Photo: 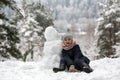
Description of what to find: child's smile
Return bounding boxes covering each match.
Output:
[63,38,73,46]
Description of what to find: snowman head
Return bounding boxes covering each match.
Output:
[44,26,60,41]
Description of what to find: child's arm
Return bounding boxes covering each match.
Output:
[74,44,84,59]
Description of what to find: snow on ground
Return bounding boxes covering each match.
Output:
[0,57,120,80]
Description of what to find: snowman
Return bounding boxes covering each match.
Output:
[40,26,62,69]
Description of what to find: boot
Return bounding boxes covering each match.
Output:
[83,65,93,73]
[53,64,66,73]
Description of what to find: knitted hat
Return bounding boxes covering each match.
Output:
[62,34,73,41]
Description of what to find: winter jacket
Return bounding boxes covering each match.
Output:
[60,44,90,66]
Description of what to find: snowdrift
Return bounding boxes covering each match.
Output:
[0,58,120,80]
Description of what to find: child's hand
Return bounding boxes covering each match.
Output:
[69,65,77,72]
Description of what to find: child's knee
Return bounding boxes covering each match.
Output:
[74,58,79,63]
[74,58,83,65]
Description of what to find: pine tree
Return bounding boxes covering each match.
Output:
[17,0,54,61]
[0,0,22,60]
[96,0,120,57]
[30,2,54,42]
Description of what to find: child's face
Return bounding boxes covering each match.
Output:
[63,38,73,46]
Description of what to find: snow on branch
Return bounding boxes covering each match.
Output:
[98,2,107,8]
[115,31,120,35]
[97,17,104,22]
[0,19,3,25]
[105,9,116,16]
[105,23,113,28]
[116,18,120,22]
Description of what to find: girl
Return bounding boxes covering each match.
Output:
[53,35,93,73]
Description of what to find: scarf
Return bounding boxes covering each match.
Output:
[62,40,76,50]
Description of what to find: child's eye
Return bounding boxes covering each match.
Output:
[64,39,67,41]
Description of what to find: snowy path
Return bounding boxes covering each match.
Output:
[0,58,120,80]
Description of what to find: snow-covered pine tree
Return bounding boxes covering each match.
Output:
[30,1,54,42]
[113,0,120,57]
[17,0,53,61]
[96,0,120,57]
[0,0,22,60]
